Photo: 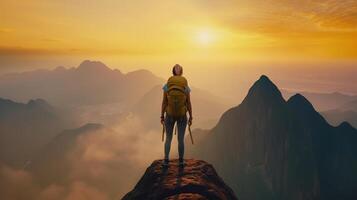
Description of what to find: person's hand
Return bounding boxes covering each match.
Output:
[188,116,193,126]
[160,116,165,125]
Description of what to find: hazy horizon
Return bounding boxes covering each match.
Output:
[1,59,356,100]
[1,0,357,98]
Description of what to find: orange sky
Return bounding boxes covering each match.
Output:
[0,0,356,95]
[1,0,357,62]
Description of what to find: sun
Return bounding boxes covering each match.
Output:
[196,29,215,46]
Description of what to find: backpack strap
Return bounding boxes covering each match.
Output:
[168,85,186,94]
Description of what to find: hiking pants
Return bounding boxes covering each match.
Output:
[164,115,187,160]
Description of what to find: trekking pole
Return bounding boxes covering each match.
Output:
[188,124,194,145]
[162,123,165,142]
[174,122,178,135]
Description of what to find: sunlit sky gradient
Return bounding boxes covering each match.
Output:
[2,0,357,58]
[0,0,357,96]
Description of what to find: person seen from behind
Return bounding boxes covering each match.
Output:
[161,64,193,167]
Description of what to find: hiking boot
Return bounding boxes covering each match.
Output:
[162,159,169,167]
[179,158,184,167]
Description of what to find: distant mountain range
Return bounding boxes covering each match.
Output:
[282,90,357,111]
[0,60,163,107]
[189,75,357,200]
[0,60,229,128]
[0,98,66,168]
[4,59,356,129]
[339,99,357,112]
[321,99,357,128]
[321,109,357,128]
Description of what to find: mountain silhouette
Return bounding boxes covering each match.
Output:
[322,109,357,128]
[76,60,113,74]
[282,90,357,111]
[322,98,357,128]
[242,75,284,107]
[122,159,238,200]
[0,98,65,168]
[0,98,53,116]
[188,75,357,200]
[0,60,163,106]
[287,93,328,126]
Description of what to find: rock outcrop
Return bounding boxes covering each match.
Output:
[122,159,238,200]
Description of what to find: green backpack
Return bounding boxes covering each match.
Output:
[166,76,188,118]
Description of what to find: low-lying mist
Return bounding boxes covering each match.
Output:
[0,115,176,200]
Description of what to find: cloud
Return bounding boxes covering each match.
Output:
[0,165,40,200]
[38,184,66,200]
[0,114,167,199]
[195,0,357,34]
[189,0,357,59]
[63,117,165,198]
[63,182,109,200]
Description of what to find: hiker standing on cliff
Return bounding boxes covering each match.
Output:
[161,64,193,167]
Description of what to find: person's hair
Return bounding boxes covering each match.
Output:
[172,64,183,75]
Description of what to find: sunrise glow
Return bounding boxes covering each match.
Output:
[196,29,215,46]
[0,0,356,64]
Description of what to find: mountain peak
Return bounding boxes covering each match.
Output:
[52,123,104,144]
[126,69,155,77]
[27,98,53,110]
[287,93,316,113]
[27,98,48,105]
[77,60,111,73]
[287,93,329,126]
[242,75,284,107]
[77,123,104,132]
[0,98,17,105]
[123,159,238,200]
[258,74,270,82]
[53,66,66,72]
[255,75,278,89]
[337,121,355,130]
